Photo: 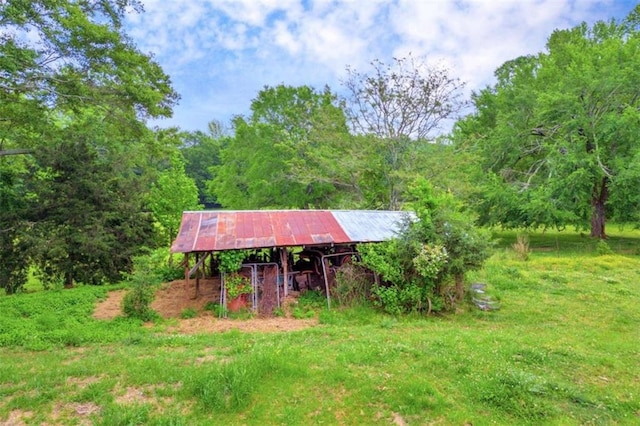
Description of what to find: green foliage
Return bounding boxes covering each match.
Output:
[218,250,252,301]
[456,6,640,237]
[0,158,29,294]
[180,124,224,206]
[180,308,197,319]
[217,250,248,273]
[121,279,157,322]
[148,151,202,246]
[138,247,184,283]
[27,140,156,287]
[224,273,252,300]
[121,252,167,322]
[204,302,226,317]
[342,55,467,209]
[0,0,177,134]
[596,239,614,256]
[371,282,424,316]
[209,85,354,209]
[361,180,492,314]
[0,0,178,292]
[413,244,449,281]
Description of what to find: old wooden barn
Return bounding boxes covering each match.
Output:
[170,210,413,313]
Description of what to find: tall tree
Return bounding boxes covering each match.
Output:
[180,121,225,207]
[148,153,201,248]
[0,0,177,155]
[0,156,30,294]
[343,55,466,209]
[27,139,155,288]
[344,55,465,139]
[0,0,178,290]
[456,7,640,237]
[210,85,354,209]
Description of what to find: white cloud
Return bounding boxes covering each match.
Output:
[127,0,635,131]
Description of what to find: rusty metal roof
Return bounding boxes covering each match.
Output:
[170,210,413,253]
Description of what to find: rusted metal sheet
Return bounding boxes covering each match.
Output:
[170,210,411,253]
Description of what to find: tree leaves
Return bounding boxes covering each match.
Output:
[457,5,640,236]
[210,85,354,209]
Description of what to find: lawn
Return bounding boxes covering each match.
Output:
[0,228,639,425]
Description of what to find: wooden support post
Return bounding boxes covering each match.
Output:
[184,253,190,293]
[194,253,200,299]
[280,248,289,298]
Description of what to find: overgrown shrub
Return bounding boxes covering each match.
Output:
[596,239,613,256]
[121,277,157,322]
[334,263,373,306]
[121,251,166,321]
[512,234,530,261]
[143,247,184,282]
[360,179,492,314]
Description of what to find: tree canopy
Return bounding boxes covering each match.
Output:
[342,55,466,209]
[180,121,226,207]
[343,55,466,139]
[27,139,156,288]
[209,85,355,209]
[0,0,179,293]
[455,6,640,237]
[0,0,177,130]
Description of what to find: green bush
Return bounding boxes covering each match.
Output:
[596,239,614,256]
[121,252,165,321]
[122,280,157,322]
[360,179,492,314]
[139,247,184,282]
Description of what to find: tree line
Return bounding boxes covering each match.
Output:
[2,1,639,294]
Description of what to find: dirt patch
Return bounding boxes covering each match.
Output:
[66,376,102,389]
[152,278,220,318]
[2,410,33,426]
[93,278,218,321]
[93,279,318,334]
[115,386,154,405]
[93,290,127,320]
[167,313,317,334]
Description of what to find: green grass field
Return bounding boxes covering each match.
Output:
[1,228,639,425]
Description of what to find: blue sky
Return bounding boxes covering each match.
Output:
[124,0,636,134]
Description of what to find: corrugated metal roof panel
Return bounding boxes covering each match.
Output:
[332,210,413,242]
[170,210,411,253]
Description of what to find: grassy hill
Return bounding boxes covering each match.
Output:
[1,228,639,425]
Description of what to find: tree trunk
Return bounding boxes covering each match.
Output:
[64,271,74,289]
[590,178,608,239]
[455,273,465,302]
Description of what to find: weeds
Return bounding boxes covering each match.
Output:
[596,239,614,255]
[511,234,530,261]
[334,263,373,306]
[180,308,197,319]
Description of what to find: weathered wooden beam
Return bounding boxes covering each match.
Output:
[188,252,210,277]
